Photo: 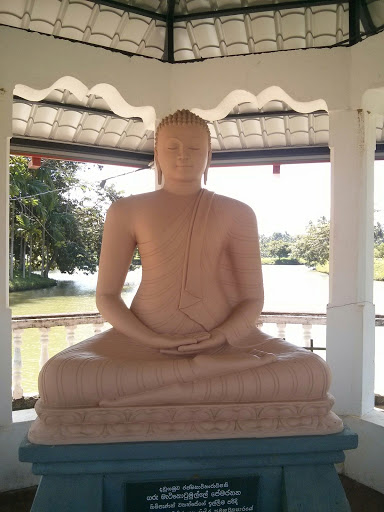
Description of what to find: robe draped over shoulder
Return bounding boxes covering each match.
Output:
[131,189,266,342]
[178,189,217,327]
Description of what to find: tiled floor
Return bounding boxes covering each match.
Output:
[0,476,383,512]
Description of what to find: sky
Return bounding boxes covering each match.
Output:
[80,160,384,236]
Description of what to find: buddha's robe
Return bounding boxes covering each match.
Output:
[39,190,330,408]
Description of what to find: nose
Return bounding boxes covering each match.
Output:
[177,144,189,158]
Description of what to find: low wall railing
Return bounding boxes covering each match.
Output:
[12,312,104,400]
[11,311,384,401]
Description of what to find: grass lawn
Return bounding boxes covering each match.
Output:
[374,259,384,281]
[316,259,384,281]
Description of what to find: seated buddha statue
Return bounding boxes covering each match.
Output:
[29,110,343,444]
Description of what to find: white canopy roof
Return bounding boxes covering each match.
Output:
[2,0,384,164]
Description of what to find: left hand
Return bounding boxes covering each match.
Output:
[160,329,227,356]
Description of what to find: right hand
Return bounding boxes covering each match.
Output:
[176,329,226,354]
[146,331,210,350]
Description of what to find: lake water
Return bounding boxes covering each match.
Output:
[9,265,384,395]
[11,265,384,315]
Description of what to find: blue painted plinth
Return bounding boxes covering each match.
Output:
[19,428,357,512]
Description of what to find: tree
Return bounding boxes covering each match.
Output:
[9,156,123,279]
[259,232,295,258]
[374,222,384,245]
[10,156,48,278]
[270,232,294,242]
[259,234,270,258]
[54,203,104,275]
[292,217,330,267]
[267,239,291,260]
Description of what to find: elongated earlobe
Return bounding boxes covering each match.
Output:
[157,167,163,186]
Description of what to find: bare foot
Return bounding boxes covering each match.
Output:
[191,351,276,377]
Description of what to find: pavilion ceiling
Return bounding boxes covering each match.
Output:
[1,1,383,62]
[2,0,384,165]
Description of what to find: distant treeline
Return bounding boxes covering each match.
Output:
[261,218,384,268]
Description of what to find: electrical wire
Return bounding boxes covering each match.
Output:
[10,186,80,201]
[99,163,153,188]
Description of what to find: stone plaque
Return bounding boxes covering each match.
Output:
[125,476,259,512]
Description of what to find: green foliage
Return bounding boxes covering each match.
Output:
[374,243,384,259]
[260,220,384,277]
[374,259,384,281]
[9,156,123,282]
[9,270,57,292]
[316,262,329,274]
[267,239,291,259]
[292,217,330,267]
[374,222,384,245]
[260,257,275,265]
[259,232,296,259]
[372,224,384,264]
[274,257,301,265]
[131,247,141,269]
[261,257,301,265]
[316,259,384,281]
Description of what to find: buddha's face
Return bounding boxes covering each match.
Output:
[155,123,211,185]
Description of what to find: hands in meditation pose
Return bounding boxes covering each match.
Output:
[31,110,342,443]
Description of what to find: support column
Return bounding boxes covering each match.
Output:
[327,109,376,416]
[0,87,13,427]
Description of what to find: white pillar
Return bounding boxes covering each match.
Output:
[39,328,50,369]
[12,329,23,399]
[276,323,286,339]
[66,325,77,347]
[327,109,376,416]
[302,324,312,348]
[0,88,13,427]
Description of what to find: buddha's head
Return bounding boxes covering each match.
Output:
[155,110,211,186]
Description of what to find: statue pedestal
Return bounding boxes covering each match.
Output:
[19,428,357,512]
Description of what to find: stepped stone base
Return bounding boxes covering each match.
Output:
[19,428,358,512]
[28,394,343,445]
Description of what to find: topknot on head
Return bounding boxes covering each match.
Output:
[155,109,211,148]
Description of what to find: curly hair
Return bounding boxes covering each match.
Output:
[155,110,211,150]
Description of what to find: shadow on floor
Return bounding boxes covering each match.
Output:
[1,476,383,512]
[339,475,384,512]
[0,486,36,512]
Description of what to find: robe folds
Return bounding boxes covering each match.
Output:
[39,190,330,408]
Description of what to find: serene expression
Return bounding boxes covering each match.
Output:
[155,124,210,184]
